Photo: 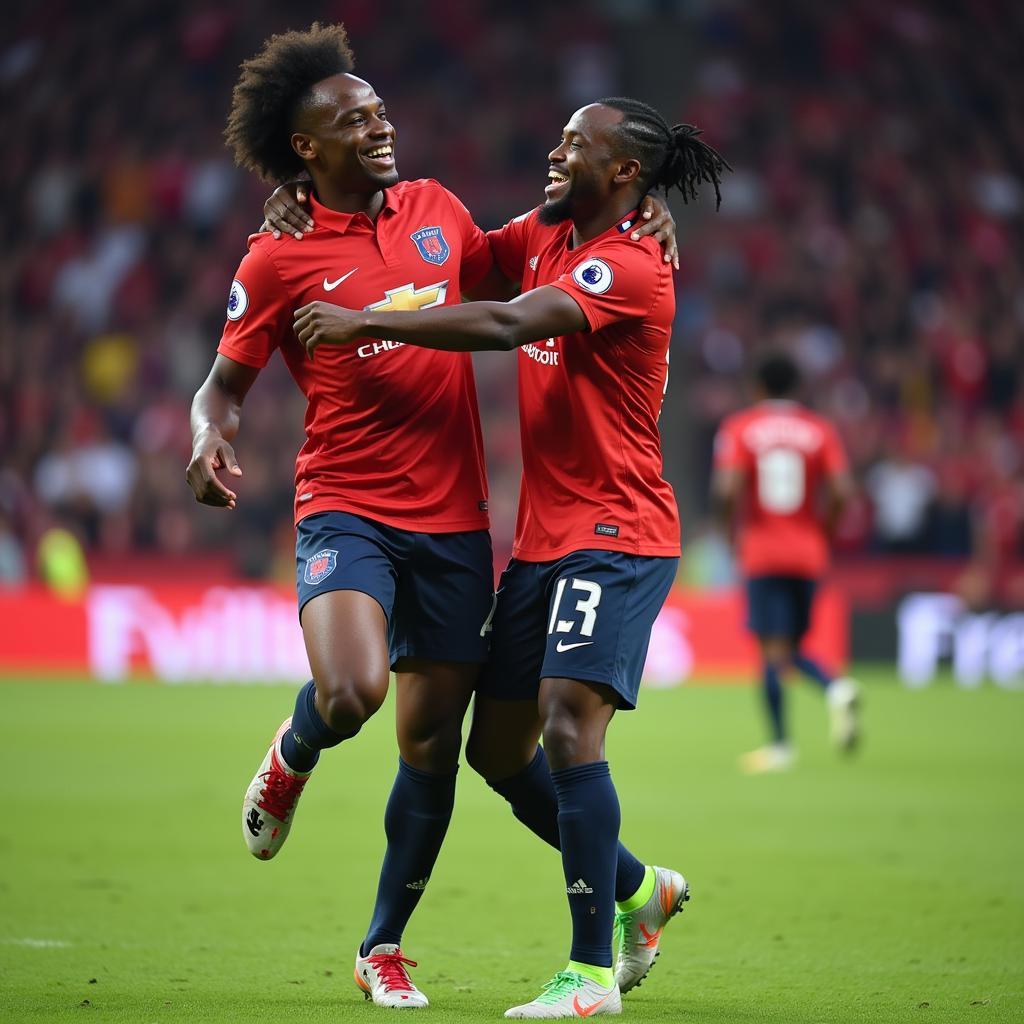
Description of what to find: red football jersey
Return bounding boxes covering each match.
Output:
[218,179,492,532]
[487,208,680,561]
[713,401,849,577]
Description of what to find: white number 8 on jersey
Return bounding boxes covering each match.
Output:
[756,448,805,514]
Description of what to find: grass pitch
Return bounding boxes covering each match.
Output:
[1,670,1022,1023]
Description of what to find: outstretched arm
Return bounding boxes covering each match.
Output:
[294,285,587,358]
[186,355,260,509]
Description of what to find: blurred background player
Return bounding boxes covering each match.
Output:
[294,96,729,1019]
[712,352,859,773]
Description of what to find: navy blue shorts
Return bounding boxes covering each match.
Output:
[478,550,678,710]
[295,511,494,667]
[746,575,818,641]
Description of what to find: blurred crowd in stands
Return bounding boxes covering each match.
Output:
[676,0,1024,600]
[1,1,1021,599]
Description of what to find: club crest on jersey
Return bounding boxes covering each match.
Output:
[410,226,450,266]
[304,549,338,586]
[572,258,613,294]
[226,279,249,320]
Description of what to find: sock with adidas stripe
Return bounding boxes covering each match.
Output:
[551,760,620,969]
[487,745,646,902]
[361,758,457,953]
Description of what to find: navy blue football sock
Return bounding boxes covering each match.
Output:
[361,759,457,954]
[280,679,348,773]
[763,663,786,744]
[794,652,832,692]
[551,760,621,969]
[488,746,646,902]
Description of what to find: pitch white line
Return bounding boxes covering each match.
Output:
[2,938,72,948]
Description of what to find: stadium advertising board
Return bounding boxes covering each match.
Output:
[898,593,1024,690]
[0,583,846,684]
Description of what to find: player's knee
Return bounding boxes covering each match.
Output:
[466,728,520,781]
[465,729,499,778]
[540,711,584,771]
[400,719,463,774]
[761,636,792,669]
[315,673,387,734]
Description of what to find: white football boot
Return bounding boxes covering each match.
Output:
[614,866,689,993]
[241,717,312,860]
[354,944,429,1008]
[827,677,860,751]
[739,743,795,774]
[504,971,621,1019]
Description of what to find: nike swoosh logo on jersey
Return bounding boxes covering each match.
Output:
[555,639,594,653]
[323,268,358,291]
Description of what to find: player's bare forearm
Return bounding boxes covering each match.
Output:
[295,286,587,358]
[190,378,241,444]
[186,356,259,509]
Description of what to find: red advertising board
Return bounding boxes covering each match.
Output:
[0,584,847,685]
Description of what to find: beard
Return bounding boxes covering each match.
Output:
[369,167,401,189]
[537,189,574,226]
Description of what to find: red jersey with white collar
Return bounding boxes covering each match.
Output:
[217,179,492,531]
[713,401,849,577]
[487,208,680,561]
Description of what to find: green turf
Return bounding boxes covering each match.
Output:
[1,670,1022,1022]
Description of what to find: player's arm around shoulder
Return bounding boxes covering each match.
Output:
[295,284,587,357]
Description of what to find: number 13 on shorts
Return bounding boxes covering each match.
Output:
[548,577,603,638]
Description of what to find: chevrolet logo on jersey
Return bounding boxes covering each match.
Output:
[365,281,448,312]
[357,281,449,358]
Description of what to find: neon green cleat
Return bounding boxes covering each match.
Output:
[504,971,621,1019]
[614,866,689,993]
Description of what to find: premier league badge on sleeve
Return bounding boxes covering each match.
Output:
[410,226,451,266]
[572,258,613,294]
[304,549,338,585]
[226,279,249,320]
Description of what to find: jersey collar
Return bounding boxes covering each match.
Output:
[308,187,402,234]
[565,208,641,251]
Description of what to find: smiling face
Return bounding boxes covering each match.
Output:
[290,74,398,192]
[538,103,636,226]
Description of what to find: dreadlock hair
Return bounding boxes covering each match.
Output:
[224,23,355,183]
[597,97,732,210]
[756,351,801,398]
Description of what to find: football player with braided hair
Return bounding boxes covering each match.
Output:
[294,96,730,1018]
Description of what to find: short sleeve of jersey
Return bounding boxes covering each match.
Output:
[821,420,850,476]
[713,417,749,471]
[486,210,535,284]
[441,187,493,293]
[217,244,291,369]
[548,242,659,332]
